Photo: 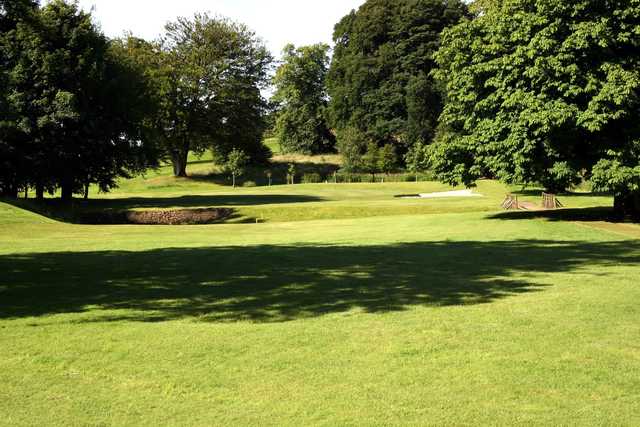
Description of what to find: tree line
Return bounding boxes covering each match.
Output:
[273,0,640,216]
[2,0,640,216]
[0,0,271,200]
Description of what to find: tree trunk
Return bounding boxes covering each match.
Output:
[173,158,187,177]
[36,183,44,201]
[172,141,190,178]
[84,183,89,200]
[24,187,28,199]
[2,185,18,199]
[232,174,236,188]
[613,193,640,220]
[60,177,73,202]
[0,184,18,199]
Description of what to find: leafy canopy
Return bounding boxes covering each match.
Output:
[1,0,156,199]
[431,0,640,204]
[327,0,468,150]
[125,14,273,177]
[272,43,334,155]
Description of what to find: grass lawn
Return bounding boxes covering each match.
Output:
[1,155,640,425]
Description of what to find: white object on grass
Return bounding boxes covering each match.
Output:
[403,189,483,199]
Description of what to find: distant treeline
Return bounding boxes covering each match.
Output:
[274,0,640,216]
[2,0,640,216]
[0,0,271,200]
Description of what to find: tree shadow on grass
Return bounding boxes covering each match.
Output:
[4,194,325,224]
[1,240,638,323]
[88,194,325,209]
[190,161,341,187]
[512,189,612,198]
[488,207,626,223]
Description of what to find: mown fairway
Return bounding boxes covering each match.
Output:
[1,165,640,426]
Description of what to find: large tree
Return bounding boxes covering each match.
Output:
[327,0,468,154]
[153,14,272,177]
[272,43,335,154]
[0,0,39,197]
[1,0,157,200]
[431,0,640,215]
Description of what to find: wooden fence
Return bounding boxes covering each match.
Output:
[501,194,519,210]
[542,193,564,209]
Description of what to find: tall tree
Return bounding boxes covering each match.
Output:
[327,0,468,154]
[3,0,157,200]
[431,0,640,215]
[155,14,272,177]
[272,43,335,154]
[0,0,39,197]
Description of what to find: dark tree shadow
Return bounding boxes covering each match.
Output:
[190,161,341,187]
[88,194,325,209]
[488,207,626,222]
[4,194,325,224]
[511,189,612,198]
[1,240,638,323]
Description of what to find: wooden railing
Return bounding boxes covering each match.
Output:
[542,193,564,209]
[501,194,519,210]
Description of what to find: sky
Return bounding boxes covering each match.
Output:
[72,0,366,58]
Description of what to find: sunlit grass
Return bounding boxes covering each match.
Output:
[1,151,639,426]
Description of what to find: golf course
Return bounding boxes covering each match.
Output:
[1,151,639,426]
[2,0,640,424]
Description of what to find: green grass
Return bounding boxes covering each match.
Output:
[1,154,640,425]
[264,136,281,155]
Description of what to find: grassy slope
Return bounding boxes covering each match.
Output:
[1,155,640,426]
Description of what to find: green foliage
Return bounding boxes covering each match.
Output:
[327,0,468,153]
[224,148,249,188]
[541,162,582,194]
[336,127,366,174]
[1,0,156,200]
[468,0,505,15]
[361,142,381,178]
[125,14,272,177]
[301,173,322,184]
[287,163,297,184]
[273,44,335,155]
[338,130,397,177]
[405,142,430,181]
[592,144,640,217]
[0,0,39,197]
[378,144,398,175]
[432,0,640,213]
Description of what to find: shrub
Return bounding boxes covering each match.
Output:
[336,127,366,173]
[302,173,323,184]
[242,181,257,188]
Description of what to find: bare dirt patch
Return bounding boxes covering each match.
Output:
[81,208,233,225]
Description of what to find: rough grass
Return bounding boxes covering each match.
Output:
[1,153,640,426]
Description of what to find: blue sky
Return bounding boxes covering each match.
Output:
[74,0,366,57]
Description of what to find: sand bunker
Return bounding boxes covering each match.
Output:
[80,208,233,225]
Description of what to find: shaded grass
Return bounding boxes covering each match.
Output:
[6,178,618,225]
[1,211,640,425]
[2,148,640,425]
[2,239,639,323]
